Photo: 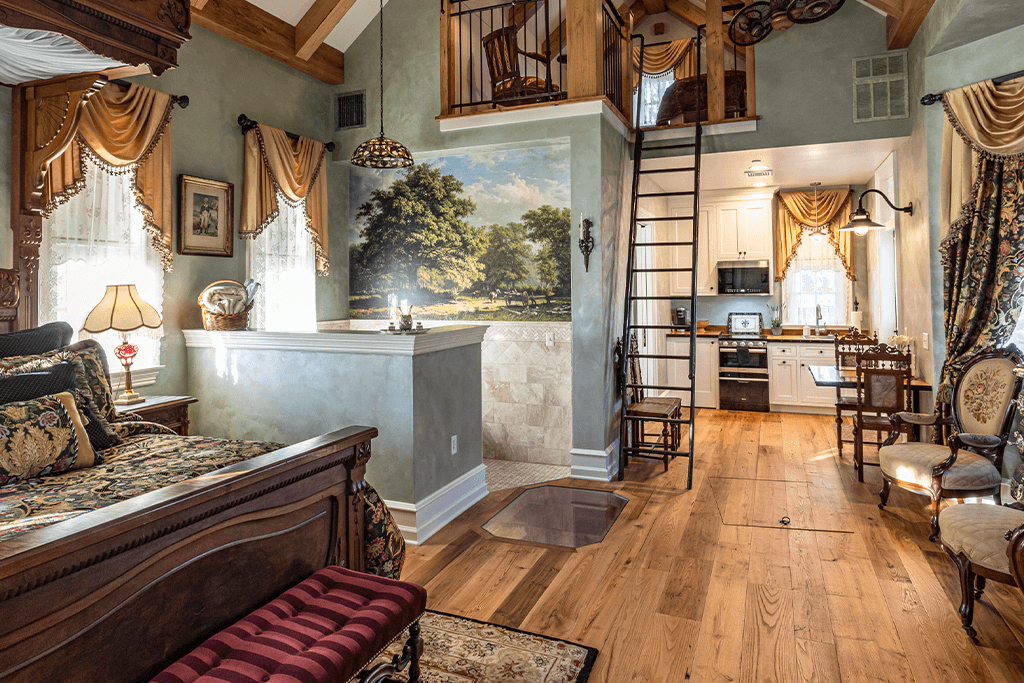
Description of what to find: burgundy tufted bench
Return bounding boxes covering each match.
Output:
[151,566,426,683]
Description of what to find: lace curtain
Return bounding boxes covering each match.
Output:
[783,234,851,326]
[634,70,675,128]
[39,159,164,368]
[248,196,317,332]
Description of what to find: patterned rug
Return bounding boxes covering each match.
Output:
[374,610,598,682]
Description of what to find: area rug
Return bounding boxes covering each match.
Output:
[372,610,598,682]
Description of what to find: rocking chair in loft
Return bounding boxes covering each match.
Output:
[482,26,563,107]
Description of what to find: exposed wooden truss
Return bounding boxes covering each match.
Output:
[296,0,358,60]
[663,0,746,58]
[190,0,345,84]
[884,0,935,50]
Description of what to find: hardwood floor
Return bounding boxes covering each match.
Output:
[403,411,1024,682]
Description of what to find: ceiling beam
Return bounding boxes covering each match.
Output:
[295,0,358,61]
[192,0,345,85]
[641,0,668,15]
[885,0,933,49]
[664,0,745,57]
[858,0,904,18]
[542,19,567,55]
[621,1,648,26]
[190,0,210,9]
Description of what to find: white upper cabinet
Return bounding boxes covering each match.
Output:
[668,199,713,296]
[715,200,772,262]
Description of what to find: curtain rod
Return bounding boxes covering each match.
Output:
[237,114,337,152]
[920,68,1024,105]
[110,79,188,108]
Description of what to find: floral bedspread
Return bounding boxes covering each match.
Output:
[0,433,284,542]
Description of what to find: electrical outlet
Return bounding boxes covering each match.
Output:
[922,332,929,350]
[545,332,554,348]
[451,435,458,455]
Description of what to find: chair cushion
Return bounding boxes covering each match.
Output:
[493,76,560,99]
[629,398,678,419]
[939,503,1024,575]
[152,565,427,683]
[878,442,1002,491]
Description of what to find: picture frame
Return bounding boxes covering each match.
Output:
[179,174,233,257]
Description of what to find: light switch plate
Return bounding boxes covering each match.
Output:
[451,435,458,455]
[922,333,929,350]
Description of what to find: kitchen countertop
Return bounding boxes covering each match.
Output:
[666,329,851,344]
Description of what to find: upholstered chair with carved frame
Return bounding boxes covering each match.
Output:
[878,346,1023,541]
[834,329,878,460]
[853,344,914,483]
[937,502,1024,637]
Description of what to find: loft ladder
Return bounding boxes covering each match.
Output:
[617,29,705,488]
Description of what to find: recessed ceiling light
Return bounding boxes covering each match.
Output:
[748,160,769,172]
[752,181,768,187]
[745,159,773,179]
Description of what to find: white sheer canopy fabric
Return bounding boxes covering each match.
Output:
[39,159,164,368]
[0,27,126,85]
[783,233,852,326]
[248,196,317,332]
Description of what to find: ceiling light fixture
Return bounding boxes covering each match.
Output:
[351,0,413,169]
[839,189,912,236]
[729,0,846,47]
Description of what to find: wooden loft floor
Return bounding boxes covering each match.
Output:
[403,410,1024,682]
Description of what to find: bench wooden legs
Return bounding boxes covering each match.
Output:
[361,622,424,683]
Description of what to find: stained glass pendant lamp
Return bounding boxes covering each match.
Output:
[351,0,413,169]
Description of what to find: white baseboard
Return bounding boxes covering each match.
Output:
[383,464,488,545]
[570,440,618,482]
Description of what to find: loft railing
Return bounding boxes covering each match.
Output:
[601,0,628,117]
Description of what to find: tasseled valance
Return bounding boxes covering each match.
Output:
[632,39,695,87]
[774,189,855,282]
[240,123,329,276]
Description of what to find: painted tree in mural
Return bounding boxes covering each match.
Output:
[353,164,485,294]
[481,223,531,290]
[522,205,572,295]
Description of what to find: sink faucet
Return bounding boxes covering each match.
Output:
[815,304,825,336]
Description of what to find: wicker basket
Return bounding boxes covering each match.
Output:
[199,280,254,331]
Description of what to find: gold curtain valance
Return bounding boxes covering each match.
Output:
[774,188,855,282]
[240,123,329,276]
[632,39,695,87]
[40,82,174,271]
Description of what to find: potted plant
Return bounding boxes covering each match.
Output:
[768,304,783,335]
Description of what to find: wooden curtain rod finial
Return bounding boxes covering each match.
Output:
[236,114,336,152]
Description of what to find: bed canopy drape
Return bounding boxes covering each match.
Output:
[240,123,329,276]
[935,76,1024,427]
[38,82,175,272]
[774,188,855,282]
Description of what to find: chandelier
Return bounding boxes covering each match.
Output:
[351,0,413,168]
[728,0,846,46]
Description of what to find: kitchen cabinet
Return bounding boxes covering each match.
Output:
[714,201,772,262]
[769,357,798,404]
[666,336,718,408]
[769,342,836,409]
[667,200,713,296]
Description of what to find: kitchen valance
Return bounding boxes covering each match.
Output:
[240,123,329,276]
[774,189,854,282]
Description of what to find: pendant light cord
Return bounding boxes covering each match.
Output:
[379,0,385,139]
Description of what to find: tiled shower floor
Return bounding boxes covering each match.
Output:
[484,458,570,492]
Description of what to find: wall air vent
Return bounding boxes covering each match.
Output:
[335,91,366,131]
[852,50,909,123]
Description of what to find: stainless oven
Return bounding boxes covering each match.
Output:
[718,312,771,412]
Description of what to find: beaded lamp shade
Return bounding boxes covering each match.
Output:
[351,136,413,169]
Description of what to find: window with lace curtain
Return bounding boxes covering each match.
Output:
[247,196,317,332]
[39,159,163,370]
[633,70,675,128]
[783,233,852,326]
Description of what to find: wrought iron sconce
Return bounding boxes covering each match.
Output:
[579,216,595,272]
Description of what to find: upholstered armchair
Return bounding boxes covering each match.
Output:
[938,503,1024,637]
[878,347,1023,541]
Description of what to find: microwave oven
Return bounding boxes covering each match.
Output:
[716,260,770,295]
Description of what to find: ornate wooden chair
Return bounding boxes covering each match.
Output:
[938,503,1024,637]
[854,344,914,483]
[626,333,682,471]
[834,329,877,460]
[878,346,1023,541]
[481,26,561,107]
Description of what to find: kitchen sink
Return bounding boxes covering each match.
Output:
[800,334,836,341]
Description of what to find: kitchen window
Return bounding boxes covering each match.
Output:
[783,236,851,326]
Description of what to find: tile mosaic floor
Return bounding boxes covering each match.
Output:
[483,458,570,492]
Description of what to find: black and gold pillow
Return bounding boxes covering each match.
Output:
[0,392,97,487]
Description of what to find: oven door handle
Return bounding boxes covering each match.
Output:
[720,367,768,375]
[719,348,767,353]
[720,377,769,383]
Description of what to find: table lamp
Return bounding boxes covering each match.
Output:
[82,284,162,405]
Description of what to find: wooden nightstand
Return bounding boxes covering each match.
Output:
[114,395,198,435]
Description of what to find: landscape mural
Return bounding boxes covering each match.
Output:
[348,141,571,321]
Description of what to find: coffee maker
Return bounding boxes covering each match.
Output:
[673,307,689,328]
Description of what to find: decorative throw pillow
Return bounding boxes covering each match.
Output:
[363,483,406,579]
[0,392,97,487]
[66,340,117,422]
[0,353,119,451]
[0,322,73,359]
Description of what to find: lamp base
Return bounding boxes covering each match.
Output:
[114,390,145,405]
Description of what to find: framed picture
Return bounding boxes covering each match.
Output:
[179,174,233,257]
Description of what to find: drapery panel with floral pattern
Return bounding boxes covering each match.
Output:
[935,77,1024,439]
[240,123,329,276]
[774,189,855,282]
[39,82,174,271]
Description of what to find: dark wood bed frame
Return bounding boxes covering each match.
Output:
[0,425,376,682]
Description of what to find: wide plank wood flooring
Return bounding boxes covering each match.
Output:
[403,411,1024,682]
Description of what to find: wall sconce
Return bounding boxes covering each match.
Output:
[839,189,913,236]
[579,215,595,272]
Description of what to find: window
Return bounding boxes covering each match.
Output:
[853,50,909,123]
[634,70,675,128]
[39,159,164,368]
[783,234,851,326]
[248,197,317,332]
